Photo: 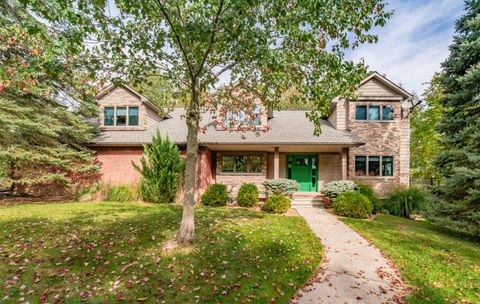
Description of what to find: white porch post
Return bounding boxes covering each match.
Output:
[342,147,348,180]
[274,147,280,179]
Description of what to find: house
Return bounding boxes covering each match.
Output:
[89,72,412,197]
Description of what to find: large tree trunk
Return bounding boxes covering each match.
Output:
[176,78,200,244]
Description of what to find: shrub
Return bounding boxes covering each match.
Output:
[423,198,480,238]
[322,180,357,199]
[262,194,291,214]
[133,131,184,203]
[355,182,383,213]
[105,184,140,202]
[385,187,426,218]
[263,179,300,197]
[201,184,229,207]
[332,192,373,219]
[236,183,259,207]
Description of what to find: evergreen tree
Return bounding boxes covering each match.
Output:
[435,0,480,205]
[133,132,184,204]
[426,0,480,237]
[0,1,98,189]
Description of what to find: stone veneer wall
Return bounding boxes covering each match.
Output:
[347,100,409,195]
[215,152,268,197]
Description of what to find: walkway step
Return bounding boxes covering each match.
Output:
[292,199,323,207]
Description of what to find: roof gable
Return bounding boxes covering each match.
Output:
[96,84,170,118]
[357,72,412,99]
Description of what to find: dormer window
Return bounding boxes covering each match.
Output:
[103,106,139,127]
[223,105,262,128]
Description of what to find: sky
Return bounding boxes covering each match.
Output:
[346,0,464,96]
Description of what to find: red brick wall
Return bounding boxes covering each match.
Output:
[93,146,214,195]
[93,146,144,184]
[197,148,213,192]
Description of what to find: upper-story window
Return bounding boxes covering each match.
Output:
[223,105,262,128]
[104,106,139,127]
[356,105,395,121]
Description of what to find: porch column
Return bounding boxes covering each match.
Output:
[341,147,348,180]
[274,147,280,179]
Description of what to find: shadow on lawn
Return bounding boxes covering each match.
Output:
[347,216,480,304]
[0,203,311,304]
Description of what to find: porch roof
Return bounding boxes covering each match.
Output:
[91,108,364,146]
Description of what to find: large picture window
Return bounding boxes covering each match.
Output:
[221,154,262,173]
[356,104,395,121]
[103,106,140,127]
[355,156,394,177]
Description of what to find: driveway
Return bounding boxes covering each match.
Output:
[294,207,409,304]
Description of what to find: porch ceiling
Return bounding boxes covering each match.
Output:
[204,144,356,153]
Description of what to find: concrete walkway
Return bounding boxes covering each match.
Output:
[294,207,408,304]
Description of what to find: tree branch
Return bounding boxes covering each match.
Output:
[155,0,194,77]
[194,0,225,79]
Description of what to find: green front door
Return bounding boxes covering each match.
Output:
[287,154,318,192]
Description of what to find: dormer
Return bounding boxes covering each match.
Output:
[96,85,168,130]
[214,85,268,131]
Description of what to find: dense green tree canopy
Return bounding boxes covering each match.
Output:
[23,0,391,242]
[434,0,480,206]
[410,73,445,180]
[0,1,98,188]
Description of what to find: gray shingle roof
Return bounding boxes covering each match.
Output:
[91,108,363,146]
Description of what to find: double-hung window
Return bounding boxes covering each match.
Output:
[103,106,140,127]
[355,156,394,177]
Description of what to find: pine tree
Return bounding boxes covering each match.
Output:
[133,131,184,204]
[0,2,98,190]
[435,0,480,205]
[426,0,480,237]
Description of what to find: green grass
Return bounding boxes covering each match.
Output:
[341,215,480,304]
[0,202,322,303]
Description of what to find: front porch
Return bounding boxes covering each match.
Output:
[199,144,352,197]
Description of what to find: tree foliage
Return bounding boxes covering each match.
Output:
[0,1,98,188]
[133,132,184,204]
[410,73,446,180]
[23,0,391,242]
[425,1,480,236]
[433,0,480,206]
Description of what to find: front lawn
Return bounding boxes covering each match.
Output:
[0,202,322,303]
[342,215,480,304]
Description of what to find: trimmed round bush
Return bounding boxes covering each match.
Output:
[355,182,383,213]
[236,183,259,207]
[201,184,229,207]
[262,194,291,214]
[333,192,373,219]
[385,187,426,218]
[322,180,357,199]
[263,179,300,197]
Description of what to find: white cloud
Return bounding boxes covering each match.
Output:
[347,0,464,95]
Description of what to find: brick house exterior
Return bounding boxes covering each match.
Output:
[89,72,413,197]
